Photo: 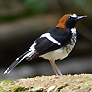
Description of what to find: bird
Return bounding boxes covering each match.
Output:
[4,14,87,76]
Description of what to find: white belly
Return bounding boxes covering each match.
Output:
[40,42,75,61]
[40,47,68,61]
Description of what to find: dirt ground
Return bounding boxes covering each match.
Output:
[0,74,92,92]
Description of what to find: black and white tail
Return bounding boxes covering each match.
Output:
[4,42,36,74]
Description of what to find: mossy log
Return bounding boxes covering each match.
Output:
[0,74,92,92]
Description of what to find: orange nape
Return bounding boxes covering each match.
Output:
[56,14,71,29]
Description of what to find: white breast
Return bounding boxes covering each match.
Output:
[40,28,77,61]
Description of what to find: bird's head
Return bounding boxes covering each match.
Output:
[56,14,87,29]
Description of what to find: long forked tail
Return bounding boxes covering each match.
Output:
[4,50,34,75]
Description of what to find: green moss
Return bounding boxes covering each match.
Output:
[1,85,28,92]
[54,81,68,92]
[10,85,28,91]
[0,86,5,91]
[1,80,11,84]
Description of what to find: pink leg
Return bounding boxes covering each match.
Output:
[53,62,63,76]
[49,60,58,76]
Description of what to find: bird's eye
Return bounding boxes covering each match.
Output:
[68,16,72,19]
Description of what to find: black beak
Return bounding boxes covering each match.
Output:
[77,15,87,20]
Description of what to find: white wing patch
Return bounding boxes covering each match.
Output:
[40,33,61,45]
[29,42,36,51]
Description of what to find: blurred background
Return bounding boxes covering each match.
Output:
[0,0,92,81]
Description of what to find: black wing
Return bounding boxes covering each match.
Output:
[28,27,72,60]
